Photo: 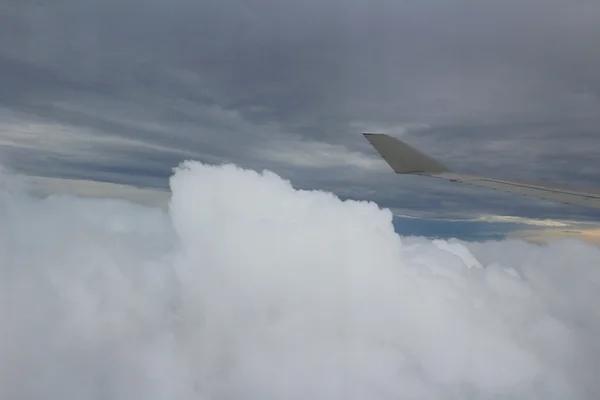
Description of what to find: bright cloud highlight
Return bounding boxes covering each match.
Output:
[1,162,599,399]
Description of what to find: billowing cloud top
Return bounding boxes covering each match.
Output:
[2,161,600,398]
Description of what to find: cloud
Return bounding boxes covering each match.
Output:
[473,215,571,227]
[393,211,600,243]
[21,174,170,207]
[1,0,600,220]
[512,228,600,246]
[2,161,600,399]
[395,212,577,228]
[254,137,388,170]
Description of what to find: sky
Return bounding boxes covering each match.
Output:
[2,160,600,399]
[2,0,600,239]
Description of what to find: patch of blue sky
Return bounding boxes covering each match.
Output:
[392,216,524,242]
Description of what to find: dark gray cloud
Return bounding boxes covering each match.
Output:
[1,0,600,220]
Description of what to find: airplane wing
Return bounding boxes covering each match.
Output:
[363,132,600,210]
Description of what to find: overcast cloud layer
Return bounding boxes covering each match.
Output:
[1,0,600,219]
[2,162,600,399]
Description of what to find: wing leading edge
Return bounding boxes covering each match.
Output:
[363,133,600,210]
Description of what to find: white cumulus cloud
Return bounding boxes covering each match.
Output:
[0,161,599,399]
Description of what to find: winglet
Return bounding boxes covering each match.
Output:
[363,133,453,175]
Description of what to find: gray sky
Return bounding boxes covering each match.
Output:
[1,0,600,221]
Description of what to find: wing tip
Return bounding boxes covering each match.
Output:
[362,132,453,175]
